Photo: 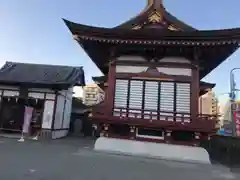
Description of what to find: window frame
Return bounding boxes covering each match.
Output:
[113,78,191,118]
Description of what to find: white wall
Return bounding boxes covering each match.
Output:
[50,88,73,138]
[116,66,148,73]
[52,130,68,139]
[116,56,191,64]
[63,98,71,129]
[159,57,191,64]
[116,65,191,76]
[3,90,19,96]
[156,67,191,76]
[28,92,45,99]
[0,85,19,96]
[116,56,192,76]
[73,86,83,98]
[62,88,73,129]
[42,100,55,129]
[28,91,55,100]
[53,94,65,129]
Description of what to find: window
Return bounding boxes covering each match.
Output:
[176,83,191,122]
[128,80,143,118]
[42,100,54,129]
[114,79,128,116]
[136,128,164,140]
[160,82,174,121]
[144,81,158,119]
[114,79,191,121]
[86,94,96,99]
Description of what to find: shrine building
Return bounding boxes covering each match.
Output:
[63,0,240,146]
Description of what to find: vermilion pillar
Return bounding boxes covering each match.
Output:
[105,61,116,116]
[191,66,199,121]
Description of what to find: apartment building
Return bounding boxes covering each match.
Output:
[82,84,104,106]
[199,90,219,115]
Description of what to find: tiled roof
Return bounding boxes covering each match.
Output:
[64,18,240,78]
[0,61,85,88]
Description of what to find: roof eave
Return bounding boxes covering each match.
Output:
[0,81,74,89]
[63,20,240,43]
[76,38,239,77]
[63,19,240,78]
[200,81,216,89]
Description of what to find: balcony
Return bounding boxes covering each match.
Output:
[92,106,217,133]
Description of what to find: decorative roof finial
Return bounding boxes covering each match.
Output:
[147,0,163,8]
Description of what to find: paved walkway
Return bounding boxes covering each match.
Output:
[0,137,239,180]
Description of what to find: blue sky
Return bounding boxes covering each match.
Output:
[1,0,240,102]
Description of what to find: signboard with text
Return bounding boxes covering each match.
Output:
[233,102,240,136]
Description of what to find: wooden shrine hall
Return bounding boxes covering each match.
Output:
[0,62,85,139]
[63,0,240,147]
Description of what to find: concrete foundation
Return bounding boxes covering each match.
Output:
[94,137,211,164]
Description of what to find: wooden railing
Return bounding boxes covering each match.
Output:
[197,113,218,121]
[113,107,190,123]
[93,106,217,123]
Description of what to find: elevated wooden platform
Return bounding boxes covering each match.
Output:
[91,105,217,145]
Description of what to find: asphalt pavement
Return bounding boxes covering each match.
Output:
[0,137,239,180]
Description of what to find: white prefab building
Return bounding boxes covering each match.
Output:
[0,61,85,139]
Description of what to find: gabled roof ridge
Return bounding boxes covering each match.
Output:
[114,1,153,28]
[115,0,195,31]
